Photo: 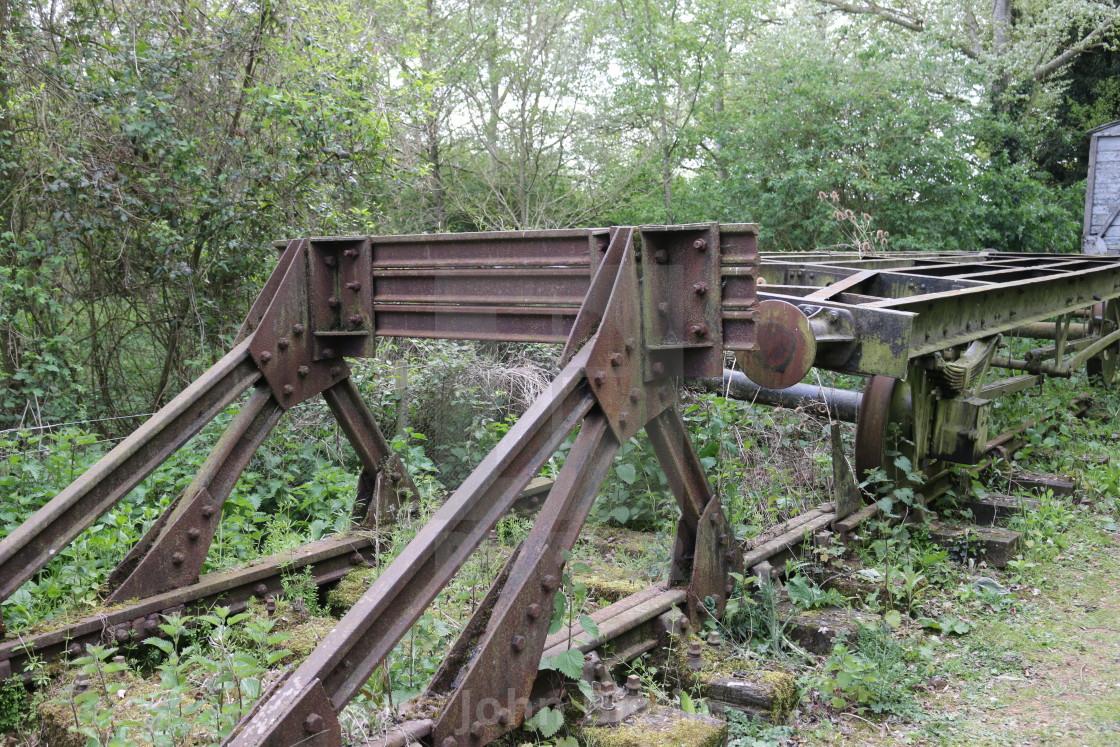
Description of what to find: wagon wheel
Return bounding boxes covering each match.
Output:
[853,374,913,484]
[1088,301,1120,384]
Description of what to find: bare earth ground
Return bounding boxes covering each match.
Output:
[803,527,1120,747]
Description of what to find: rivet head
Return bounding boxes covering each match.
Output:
[277,337,290,349]
[348,314,363,326]
[344,247,359,258]
[651,361,665,376]
[282,385,294,396]
[653,248,669,263]
[298,365,310,377]
[321,347,335,359]
[292,324,305,335]
[610,352,623,366]
[171,552,185,565]
[629,388,641,402]
[625,337,636,351]
[328,296,340,308]
[187,528,201,541]
[690,324,709,338]
[69,643,82,657]
[303,712,324,734]
[527,603,541,619]
[542,574,558,590]
[693,237,708,251]
[511,635,526,651]
[259,351,272,363]
[592,371,606,386]
[346,281,361,291]
[657,302,669,315]
[619,412,629,427]
[201,505,216,518]
[324,255,337,267]
[330,366,342,378]
[692,282,708,295]
[719,533,728,545]
[350,552,364,566]
[255,584,268,597]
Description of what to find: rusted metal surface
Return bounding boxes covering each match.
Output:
[430,414,619,746]
[645,407,713,585]
[854,375,901,482]
[224,354,597,745]
[688,497,739,623]
[736,299,815,389]
[106,385,284,602]
[322,377,417,526]
[0,535,374,683]
[0,340,261,601]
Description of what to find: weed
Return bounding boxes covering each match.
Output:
[814,623,929,718]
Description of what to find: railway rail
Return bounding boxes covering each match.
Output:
[2,223,1119,746]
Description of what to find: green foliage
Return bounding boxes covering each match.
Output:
[815,623,930,718]
[0,678,29,733]
[726,710,795,747]
[785,573,847,612]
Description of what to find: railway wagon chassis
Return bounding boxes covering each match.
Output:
[2,224,1120,745]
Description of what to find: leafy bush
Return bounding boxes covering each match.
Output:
[816,623,929,717]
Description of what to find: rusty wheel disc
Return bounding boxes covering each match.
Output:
[854,375,904,482]
[1088,301,1120,384]
[736,299,816,389]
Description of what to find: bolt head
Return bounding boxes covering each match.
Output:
[542,574,558,590]
[687,641,703,656]
[610,352,623,367]
[592,371,606,386]
[651,361,665,376]
[527,603,541,619]
[346,281,361,291]
[511,635,526,651]
[349,314,363,326]
[328,296,340,308]
[282,385,294,396]
[298,365,310,377]
[259,351,272,363]
[171,552,185,565]
[719,533,728,545]
[653,248,668,263]
[657,301,669,315]
[619,411,629,427]
[626,674,641,692]
[303,712,324,734]
[293,324,305,335]
[324,255,337,267]
[690,323,709,338]
[330,366,342,378]
[692,282,708,295]
[115,627,131,643]
[707,631,722,646]
[629,388,641,402]
[187,528,201,541]
[69,643,82,657]
[344,247,359,258]
[201,504,216,518]
[255,584,268,596]
[278,337,290,349]
[693,237,708,251]
[321,347,335,358]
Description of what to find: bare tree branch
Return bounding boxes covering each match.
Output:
[1033,15,1120,81]
[815,0,924,32]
